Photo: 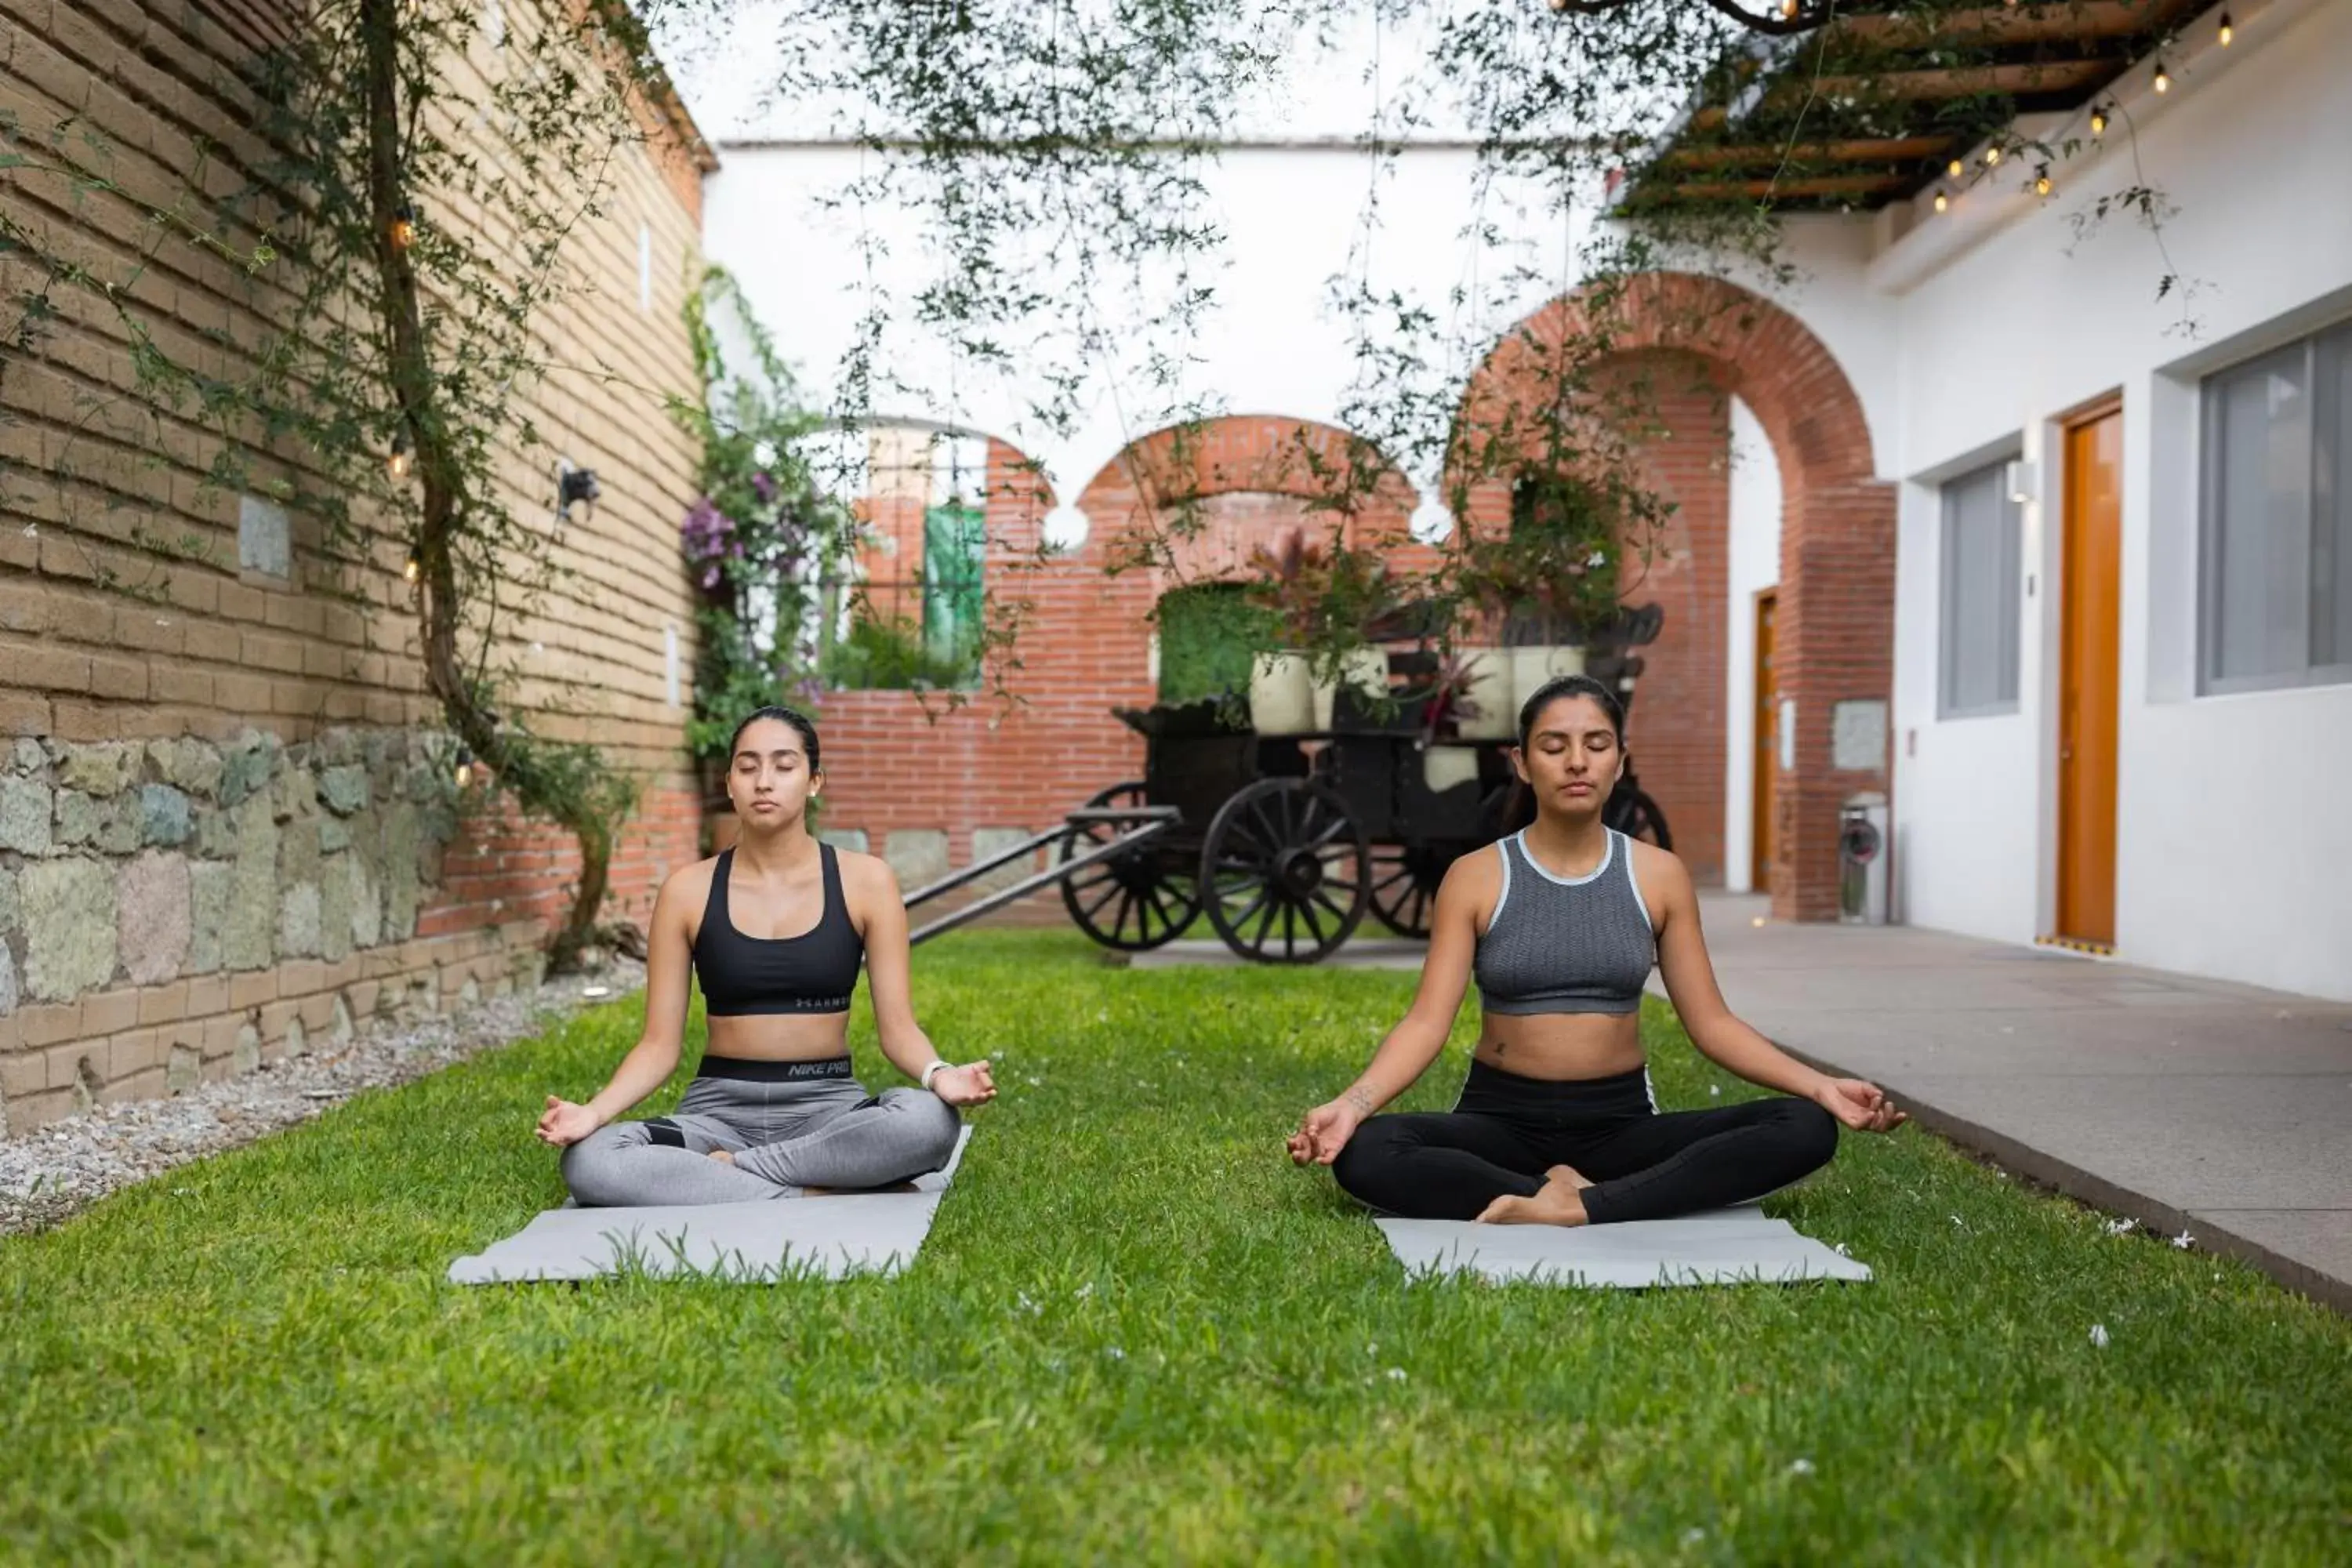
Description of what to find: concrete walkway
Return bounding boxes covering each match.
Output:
[1679,894,2352,1312]
[1131,898,2352,1310]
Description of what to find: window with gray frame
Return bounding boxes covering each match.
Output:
[2200,318,2352,693]
[1939,458,2023,717]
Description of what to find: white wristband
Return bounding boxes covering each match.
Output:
[920,1060,950,1091]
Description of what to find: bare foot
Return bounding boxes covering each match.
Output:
[1475,1165,1592,1226]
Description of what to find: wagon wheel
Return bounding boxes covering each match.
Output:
[1367,845,1450,938]
[1058,782,1199,950]
[1606,784,1673,852]
[1201,778,1369,964]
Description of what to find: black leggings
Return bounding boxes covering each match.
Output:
[1330,1059,1839,1224]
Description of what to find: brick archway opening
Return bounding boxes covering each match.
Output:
[1455,272,1892,922]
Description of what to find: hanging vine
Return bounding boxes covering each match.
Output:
[1,0,684,967]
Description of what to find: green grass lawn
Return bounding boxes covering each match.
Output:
[3,931,2347,1564]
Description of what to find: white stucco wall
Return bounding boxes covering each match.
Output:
[1857,0,2352,998]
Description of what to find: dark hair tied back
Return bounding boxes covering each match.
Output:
[728,705,821,774]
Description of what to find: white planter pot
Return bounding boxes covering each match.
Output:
[1420,746,1482,795]
[1249,651,1316,735]
[1311,646,1389,731]
[1451,648,1515,740]
[1509,644,1587,715]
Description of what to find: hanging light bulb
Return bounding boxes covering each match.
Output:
[402,551,421,585]
[2035,170,2053,197]
[387,431,412,480]
[1933,190,1949,213]
[2152,61,2170,93]
[389,202,418,251]
[2090,105,2107,138]
[453,746,476,790]
[1947,158,1964,178]
[1984,144,2003,166]
[2218,12,2233,46]
[1780,0,1798,19]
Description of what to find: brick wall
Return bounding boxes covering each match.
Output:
[0,1,711,1132]
[801,420,1453,920]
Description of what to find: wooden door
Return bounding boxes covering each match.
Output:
[2058,410,2122,946]
[1752,590,1779,891]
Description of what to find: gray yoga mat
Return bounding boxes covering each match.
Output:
[1375,1203,1871,1288]
[449,1129,971,1285]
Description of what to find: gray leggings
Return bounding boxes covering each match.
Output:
[561,1062,961,1207]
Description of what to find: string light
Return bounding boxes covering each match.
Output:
[389,203,417,251]
[2090,105,2107,138]
[402,552,421,585]
[2218,12,2232,46]
[2152,61,2170,93]
[387,432,412,480]
[1780,0,1798,18]
[2034,170,2053,198]
[1947,158,1963,177]
[1984,144,2002,166]
[454,747,476,790]
[1933,190,1949,213]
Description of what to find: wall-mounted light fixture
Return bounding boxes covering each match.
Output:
[555,459,601,525]
[2005,459,2037,506]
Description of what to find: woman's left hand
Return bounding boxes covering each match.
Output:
[931,1061,997,1107]
[1813,1076,1907,1134]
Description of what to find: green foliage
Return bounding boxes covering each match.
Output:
[2,931,2347,1559]
[820,610,982,692]
[1153,582,1273,706]
[668,266,862,763]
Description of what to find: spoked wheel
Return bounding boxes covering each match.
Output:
[1606,784,1674,851]
[1058,782,1200,950]
[1367,844,1451,938]
[1201,778,1369,964]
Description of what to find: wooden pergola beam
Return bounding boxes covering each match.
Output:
[1690,58,2114,129]
[1663,135,1958,171]
[1671,173,1910,201]
[1831,0,2196,49]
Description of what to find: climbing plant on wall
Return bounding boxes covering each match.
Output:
[0,0,682,967]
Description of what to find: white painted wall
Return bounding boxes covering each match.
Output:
[1722,395,1782,894]
[1847,0,2352,999]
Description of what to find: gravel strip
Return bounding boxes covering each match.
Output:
[0,959,647,1237]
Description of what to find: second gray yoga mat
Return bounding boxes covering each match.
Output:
[448,1129,970,1285]
[1376,1204,1871,1287]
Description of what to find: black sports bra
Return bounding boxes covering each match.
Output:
[692,845,864,1017]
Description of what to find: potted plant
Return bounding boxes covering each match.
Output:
[1241,526,1327,734]
[1308,540,1402,731]
[1414,650,1493,793]
[1454,470,1624,714]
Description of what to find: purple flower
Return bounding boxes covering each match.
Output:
[752,470,776,504]
[681,495,738,561]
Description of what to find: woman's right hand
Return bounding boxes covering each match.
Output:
[536,1095,604,1148]
[1287,1099,1364,1167]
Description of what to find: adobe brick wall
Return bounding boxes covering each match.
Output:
[1462,273,1893,922]
[0,1,710,1134]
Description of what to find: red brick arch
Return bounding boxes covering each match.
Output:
[1457,271,1893,922]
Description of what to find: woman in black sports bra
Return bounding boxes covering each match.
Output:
[536,706,995,1205]
[1288,674,1904,1227]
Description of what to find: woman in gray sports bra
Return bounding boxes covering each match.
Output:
[1287,674,1907,1226]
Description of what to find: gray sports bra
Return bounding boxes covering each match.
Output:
[1473,829,1656,1016]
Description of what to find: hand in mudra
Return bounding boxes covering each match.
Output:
[1287,1100,1363,1167]
[1814,1077,1907,1134]
[536,1095,602,1148]
[931,1061,996,1107]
